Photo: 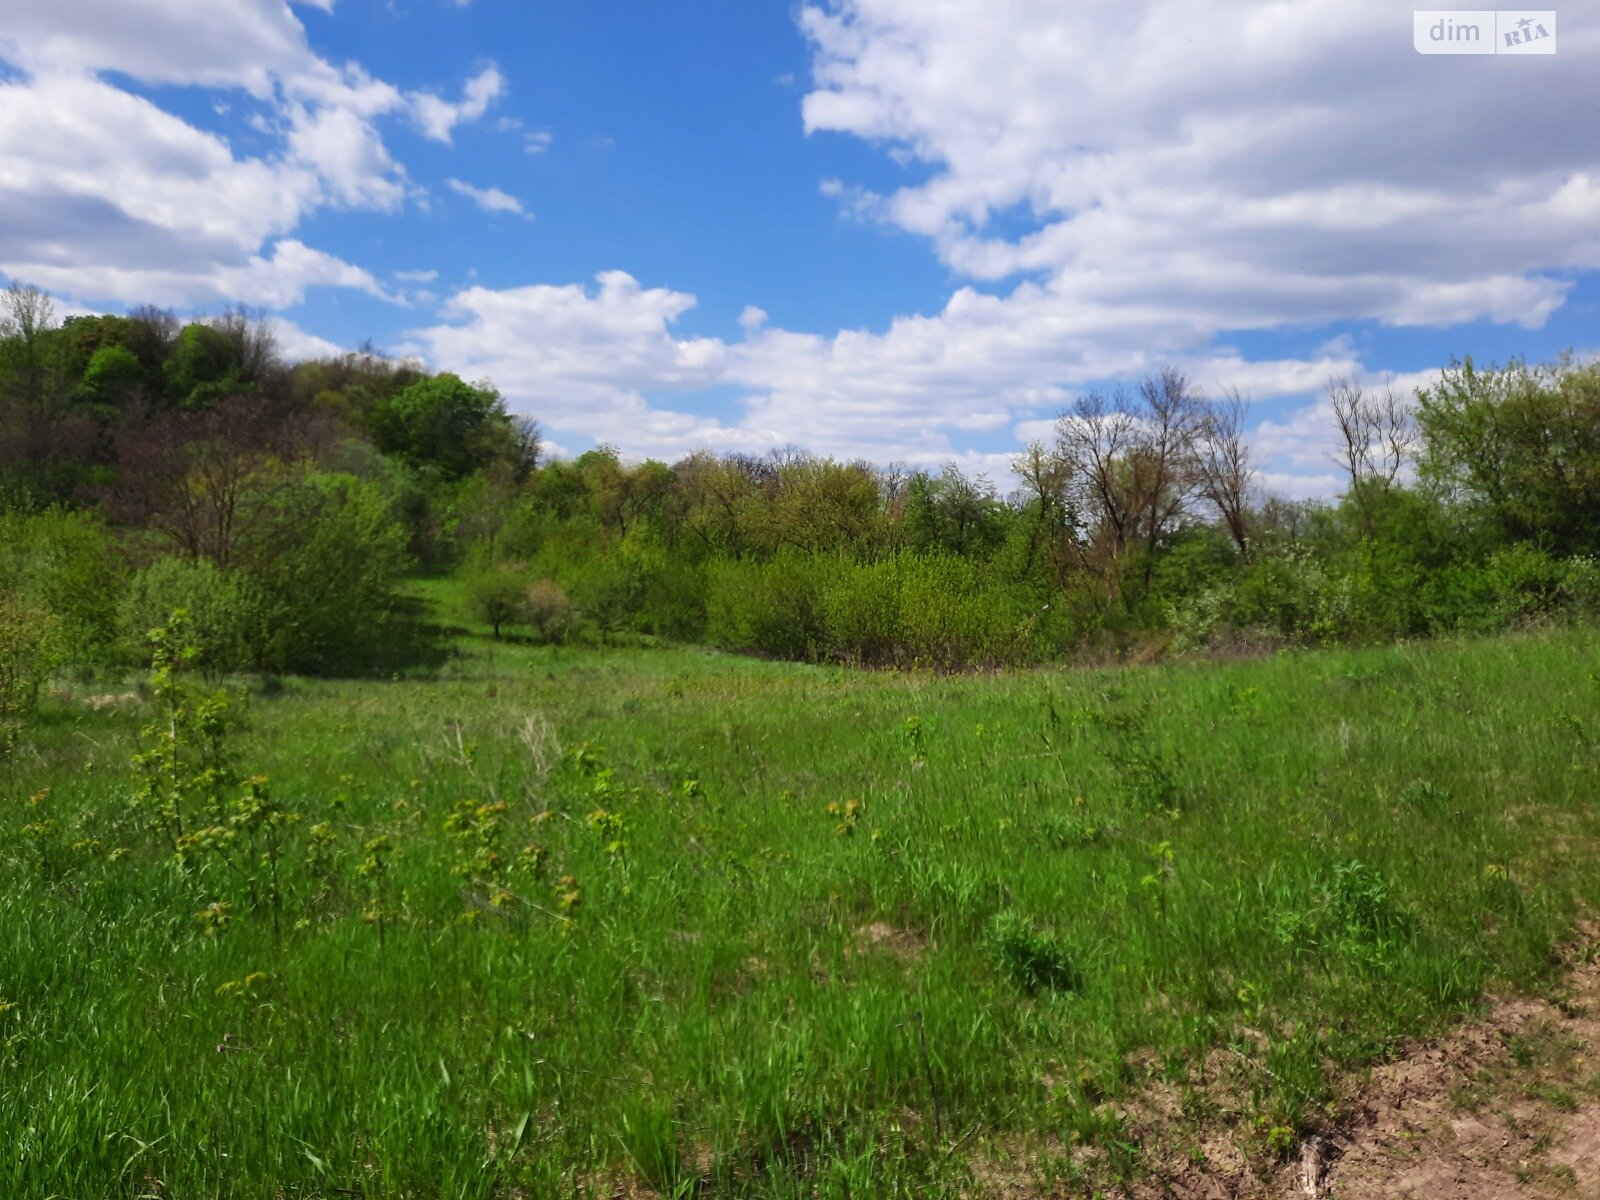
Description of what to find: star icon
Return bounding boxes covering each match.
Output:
[1517,16,1533,29]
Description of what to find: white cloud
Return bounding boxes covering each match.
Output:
[264,314,343,361]
[11,238,390,309]
[8,0,1600,500]
[406,271,736,451]
[411,65,505,143]
[0,1,499,310]
[388,1,1600,492]
[404,270,1381,490]
[0,0,323,96]
[798,0,1600,338]
[446,178,528,217]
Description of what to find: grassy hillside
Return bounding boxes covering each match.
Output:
[5,619,1600,1197]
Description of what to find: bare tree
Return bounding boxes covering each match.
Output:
[1256,495,1314,546]
[1,282,55,345]
[508,415,541,483]
[112,399,299,566]
[1055,387,1143,558]
[2,283,57,405]
[1052,369,1207,595]
[1328,376,1416,534]
[1010,440,1078,578]
[877,461,911,513]
[128,305,180,357]
[211,306,280,383]
[1134,367,1205,576]
[1194,387,1254,554]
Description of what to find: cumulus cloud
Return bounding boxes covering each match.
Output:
[406,272,731,449]
[10,0,1600,497]
[11,238,391,309]
[446,178,528,217]
[799,0,1600,333]
[264,314,344,361]
[0,1,502,309]
[403,270,1369,488]
[411,65,505,143]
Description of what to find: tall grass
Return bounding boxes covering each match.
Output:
[4,622,1600,1196]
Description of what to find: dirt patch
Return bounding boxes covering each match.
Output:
[82,691,141,711]
[964,929,1600,1197]
[851,921,929,962]
[1301,932,1600,1199]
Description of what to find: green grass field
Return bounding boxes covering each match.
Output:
[6,602,1600,1197]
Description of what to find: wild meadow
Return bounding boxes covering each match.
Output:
[6,597,1600,1197]
[6,290,1600,1196]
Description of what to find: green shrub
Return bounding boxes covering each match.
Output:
[232,472,414,675]
[990,911,1079,993]
[818,557,900,664]
[120,557,266,674]
[892,555,1039,667]
[0,594,64,756]
[0,508,122,664]
[466,567,529,639]
[1486,544,1568,621]
[704,550,1055,668]
[704,553,828,659]
[1559,555,1600,613]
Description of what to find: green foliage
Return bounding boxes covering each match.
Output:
[232,473,416,674]
[127,614,239,855]
[990,911,1079,992]
[904,465,1008,556]
[464,566,529,639]
[5,614,1600,1196]
[1269,859,1414,962]
[164,323,239,407]
[522,578,574,642]
[78,344,147,405]
[704,551,828,659]
[1417,357,1600,554]
[120,556,266,674]
[0,594,63,757]
[706,550,1055,668]
[0,508,121,664]
[371,373,505,482]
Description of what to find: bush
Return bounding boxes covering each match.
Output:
[704,553,828,659]
[0,508,122,664]
[704,550,1057,669]
[524,579,574,643]
[0,594,63,756]
[891,555,1040,668]
[466,567,529,639]
[120,556,266,674]
[1486,544,1568,621]
[232,472,415,674]
[818,557,900,664]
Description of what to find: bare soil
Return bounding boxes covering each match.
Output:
[968,927,1600,1198]
[1296,931,1600,1199]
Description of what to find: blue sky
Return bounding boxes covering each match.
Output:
[2,1,1598,495]
[287,1,952,343]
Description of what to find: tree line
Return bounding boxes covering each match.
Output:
[4,280,1600,690]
